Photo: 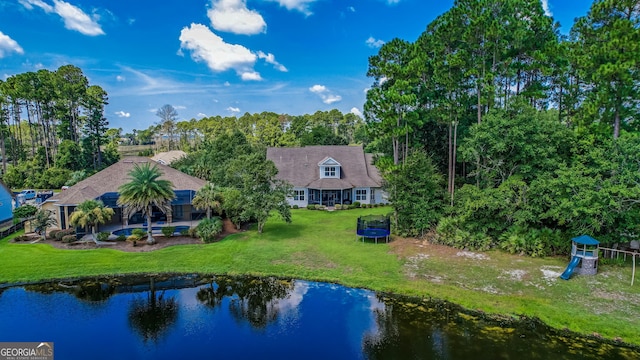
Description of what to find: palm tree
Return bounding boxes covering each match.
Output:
[69,200,115,239]
[192,182,223,219]
[117,163,175,244]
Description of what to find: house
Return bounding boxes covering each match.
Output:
[266,145,388,207]
[151,150,187,166]
[0,180,14,224]
[42,157,206,230]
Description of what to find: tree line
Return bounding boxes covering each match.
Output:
[0,65,119,189]
[366,0,640,254]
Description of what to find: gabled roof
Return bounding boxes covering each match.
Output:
[266,145,381,189]
[318,157,341,166]
[45,156,206,206]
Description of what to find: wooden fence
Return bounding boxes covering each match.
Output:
[0,220,27,239]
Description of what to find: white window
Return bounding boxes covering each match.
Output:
[355,189,367,201]
[294,190,305,201]
[324,166,336,177]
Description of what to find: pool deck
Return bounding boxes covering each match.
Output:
[99,220,201,235]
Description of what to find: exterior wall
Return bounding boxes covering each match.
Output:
[287,187,308,207]
[352,187,371,205]
[372,187,390,204]
[0,187,12,223]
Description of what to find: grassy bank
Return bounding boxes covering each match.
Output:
[1,207,639,345]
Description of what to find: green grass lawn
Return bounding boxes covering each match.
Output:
[2,207,639,346]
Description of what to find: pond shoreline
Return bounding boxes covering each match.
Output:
[2,271,639,353]
[2,208,639,347]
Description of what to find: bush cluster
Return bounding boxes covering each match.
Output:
[53,229,75,241]
[161,226,176,237]
[195,217,223,243]
[13,235,32,242]
[61,235,76,243]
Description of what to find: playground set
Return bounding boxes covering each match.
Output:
[561,235,639,285]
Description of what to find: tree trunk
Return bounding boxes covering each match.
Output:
[146,205,155,244]
[451,120,458,207]
[447,122,452,194]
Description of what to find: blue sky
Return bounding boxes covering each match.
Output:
[0,0,592,132]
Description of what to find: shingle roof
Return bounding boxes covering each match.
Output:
[266,146,381,189]
[45,156,206,206]
[151,150,187,165]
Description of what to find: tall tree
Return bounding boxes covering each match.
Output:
[156,104,178,151]
[82,85,109,169]
[571,0,640,139]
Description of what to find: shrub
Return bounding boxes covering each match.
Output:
[292,204,299,209]
[307,204,316,210]
[116,235,127,242]
[61,235,76,243]
[180,228,190,236]
[161,226,176,237]
[353,202,361,208]
[13,235,30,242]
[195,217,223,243]
[55,229,75,241]
[127,228,147,243]
[334,204,342,210]
[315,204,324,210]
[434,216,492,251]
[97,232,110,242]
[13,204,38,219]
[348,204,356,210]
[131,228,147,238]
[49,229,61,239]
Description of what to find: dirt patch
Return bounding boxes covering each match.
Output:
[20,219,244,252]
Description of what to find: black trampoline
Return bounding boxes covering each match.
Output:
[356,215,391,243]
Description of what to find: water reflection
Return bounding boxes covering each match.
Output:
[24,280,116,302]
[197,276,295,329]
[0,275,638,360]
[363,294,638,360]
[128,278,179,343]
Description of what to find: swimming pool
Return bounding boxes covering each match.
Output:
[112,225,190,237]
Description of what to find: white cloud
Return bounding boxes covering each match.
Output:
[366,36,384,48]
[309,84,342,104]
[179,23,262,81]
[267,0,317,16]
[386,0,400,4]
[208,0,266,35]
[116,75,125,82]
[224,82,230,86]
[21,0,105,36]
[0,32,24,58]
[241,71,262,81]
[197,112,207,118]
[350,107,362,117]
[115,111,130,118]
[174,105,187,110]
[348,6,355,12]
[309,84,326,93]
[257,51,288,72]
[227,106,240,112]
[541,0,552,16]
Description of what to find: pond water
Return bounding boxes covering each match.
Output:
[0,274,637,360]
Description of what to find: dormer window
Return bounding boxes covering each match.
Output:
[318,157,341,179]
[324,166,336,177]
